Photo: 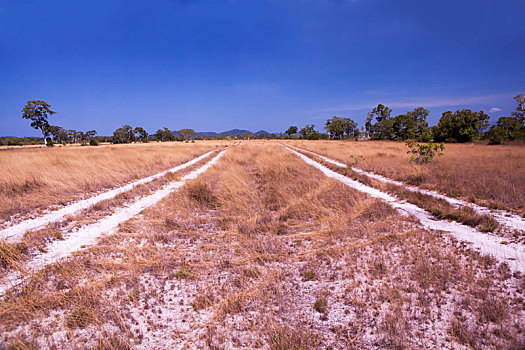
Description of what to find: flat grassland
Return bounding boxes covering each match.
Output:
[0,141,523,349]
[0,141,225,222]
[286,140,525,214]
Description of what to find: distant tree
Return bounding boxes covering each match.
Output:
[307,131,322,140]
[392,114,417,140]
[324,116,358,139]
[134,127,148,142]
[154,127,175,142]
[68,130,78,144]
[179,128,196,141]
[21,100,56,146]
[299,125,316,138]
[406,107,431,141]
[285,126,298,136]
[47,125,63,144]
[484,116,525,144]
[241,131,254,140]
[512,94,525,123]
[366,104,392,136]
[85,130,97,142]
[113,124,134,144]
[433,109,490,143]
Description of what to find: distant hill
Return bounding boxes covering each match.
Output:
[218,129,251,136]
[174,129,272,137]
[192,131,218,137]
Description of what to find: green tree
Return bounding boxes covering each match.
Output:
[407,107,431,141]
[285,126,298,136]
[241,131,254,140]
[433,109,490,143]
[21,100,56,146]
[154,127,175,142]
[366,104,392,136]
[324,116,358,139]
[85,130,97,142]
[134,127,148,142]
[299,125,316,138]
[179,128,196,141]
[113,124,134,144]
[511,94,525,123]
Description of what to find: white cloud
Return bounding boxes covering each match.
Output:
[313,93,513,113]
[489,107,502,112]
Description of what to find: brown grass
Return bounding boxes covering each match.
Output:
[0,141,226,222]
[284,140,525,215]
[0,142,523,348]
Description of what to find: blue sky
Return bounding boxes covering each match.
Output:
[1,0,524,136]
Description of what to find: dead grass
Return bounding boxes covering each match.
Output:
[285,140,525,215]
[0,141,226,223]
[0,142,524,348]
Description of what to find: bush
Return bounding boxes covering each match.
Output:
[406,140,444,164]
[89,139,99,146]
[45,138,54,147]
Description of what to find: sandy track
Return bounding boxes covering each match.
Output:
[288,144,525,233]
[0,150,218,242]
[0,149,227,295]
[287,147,525,273]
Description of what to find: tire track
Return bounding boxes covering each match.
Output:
[287,144,525,233]
[0,150,218,242]
[0,149,228,295]
[286,146,525,274]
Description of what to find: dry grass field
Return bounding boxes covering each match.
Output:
[285,140,525,215]
[0,141,225,223]
[0,142,524,349]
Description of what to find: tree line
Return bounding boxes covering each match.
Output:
[16,95,525,146]
[284,94,525,143]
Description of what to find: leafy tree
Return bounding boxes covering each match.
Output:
[486,125,507,145]
[154,127,175,142]
[86,130,97,141]
[113,124,134,144]
[285,126,298,136]
[68,130,78,143]
[366,104,392,136]
[21,100,56,146]
[299,125,316,138]
[241,131,254,140]
[407,107,431,141]
[324,116,358,139]
[392,114,417,140]
[511,94,525,123]
[307,131,321,140]
[371,118,396,140]
[179,128,196,141]
[133,127,148,142]
[433,109,490,142]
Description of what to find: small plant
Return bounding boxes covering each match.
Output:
[301,269,317,281]
[405,139,445,164]
[348,154,365,167]
[314,297,327,313]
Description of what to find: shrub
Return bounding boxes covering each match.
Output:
[314,297,327,313]
[405,140,445,164]
[89,139,99,146]
[45,138,54,147]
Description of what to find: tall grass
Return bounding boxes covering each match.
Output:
[285,140,525,214]
[0,141,226,222]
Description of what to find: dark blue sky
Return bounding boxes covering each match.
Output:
[1,0,524,136]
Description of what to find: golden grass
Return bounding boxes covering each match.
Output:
[284,140,525,214]
[0,141,227,222]
[0,143,523,348]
